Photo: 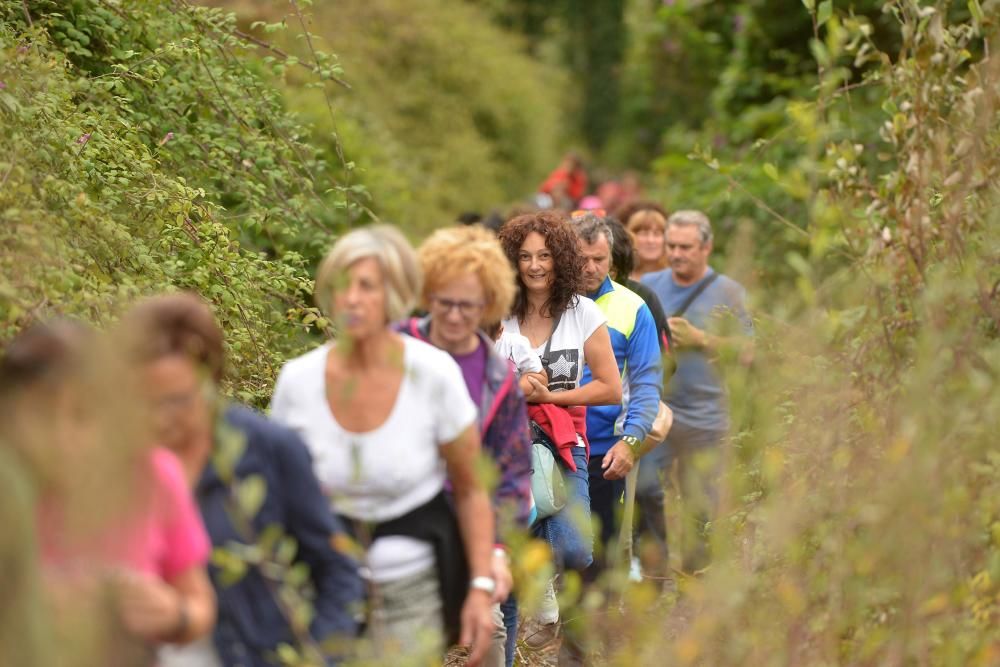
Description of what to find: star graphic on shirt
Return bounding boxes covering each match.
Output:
[549,353,575,379]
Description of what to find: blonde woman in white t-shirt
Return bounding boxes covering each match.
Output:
[269,225,495,666]
[497,211,621,658]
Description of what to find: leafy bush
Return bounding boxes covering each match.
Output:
[0,0,351,404]
[597,2,1000,664]
[224,0,568,236]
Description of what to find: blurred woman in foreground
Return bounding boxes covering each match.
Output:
[0,320,215,665]
[270,225,496,665]
[124,292,362,666]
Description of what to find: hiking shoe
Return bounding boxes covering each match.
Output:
[522,617,560,650]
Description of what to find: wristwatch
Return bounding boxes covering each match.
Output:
[470,576,496,596]
[621,434,641,452]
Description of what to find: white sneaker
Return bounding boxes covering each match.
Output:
[628,556,642,583]
[536,576,559,625]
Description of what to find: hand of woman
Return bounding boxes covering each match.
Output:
[525,375,554,404]
[114,570,185,642]
[459,588,495,667]
[490,550,513,603]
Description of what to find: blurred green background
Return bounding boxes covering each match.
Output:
[1,0,999,664]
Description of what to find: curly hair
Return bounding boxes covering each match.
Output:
[498,210,585,320]
[417,225,517,325]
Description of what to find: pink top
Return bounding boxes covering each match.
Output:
[41,447,210,581]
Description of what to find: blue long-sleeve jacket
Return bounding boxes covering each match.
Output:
[581,277,663,456]
[197,405,363,667]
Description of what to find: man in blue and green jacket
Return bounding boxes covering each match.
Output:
[572,212,662,576]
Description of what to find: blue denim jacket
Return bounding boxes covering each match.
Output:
[197,405,363,666]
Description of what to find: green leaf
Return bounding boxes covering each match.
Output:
[968,0,984,35]
[236,474,267,518]
[817,0,833,27]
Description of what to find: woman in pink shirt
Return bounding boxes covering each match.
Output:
[0,320,216,663]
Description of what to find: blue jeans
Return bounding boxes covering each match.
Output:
[533,447,593,572]
[500,595,517,667]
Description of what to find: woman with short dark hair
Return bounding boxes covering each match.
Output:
[1,319,216,666]
[123,292,362,667]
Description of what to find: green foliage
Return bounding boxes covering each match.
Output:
[225,0,568,236]
[476,0,631,153]
[0,0,355,404]
[615,2,1000,664]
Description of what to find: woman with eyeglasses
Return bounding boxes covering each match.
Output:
[122,292,362,667]
[497,210,621,657]
[397,224,533,667]
[269,225,496,666]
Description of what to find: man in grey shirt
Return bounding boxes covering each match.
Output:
[638,210,753,579]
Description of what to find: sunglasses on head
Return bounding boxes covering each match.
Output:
[571,208,606,219]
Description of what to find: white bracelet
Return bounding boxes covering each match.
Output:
[469,575,496,595]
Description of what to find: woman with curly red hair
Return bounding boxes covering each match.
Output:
[497,210,620,652]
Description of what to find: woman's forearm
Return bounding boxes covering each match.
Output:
[172,571,216,644]
[443,427,496,582]
[547,379,621,407]
[177,589,215,644]
[454,487,494,580]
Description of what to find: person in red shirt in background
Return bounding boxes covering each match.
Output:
[538,153,588,210]
[598,171,642,216]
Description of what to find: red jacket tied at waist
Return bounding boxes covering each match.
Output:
[527,404,588,471]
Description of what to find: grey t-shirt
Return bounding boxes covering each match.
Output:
[641,267,753,432]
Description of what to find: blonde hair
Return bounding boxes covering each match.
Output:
[314,225,422,324]
[626,209,670,272]
[417,225,517,325]
[626,209,668,235]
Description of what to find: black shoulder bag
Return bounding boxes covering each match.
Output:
[671,272,719,318]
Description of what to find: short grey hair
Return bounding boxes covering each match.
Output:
[571,213,614,247]
[666,210,713,245]
[314,224,422,325]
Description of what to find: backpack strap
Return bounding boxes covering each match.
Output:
[671,272,720,318]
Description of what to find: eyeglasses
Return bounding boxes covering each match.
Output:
[430,296,485,318]
[571,208,606,219]
[150,379,217,414]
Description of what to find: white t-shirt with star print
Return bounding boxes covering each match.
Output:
[501,295,607,396]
